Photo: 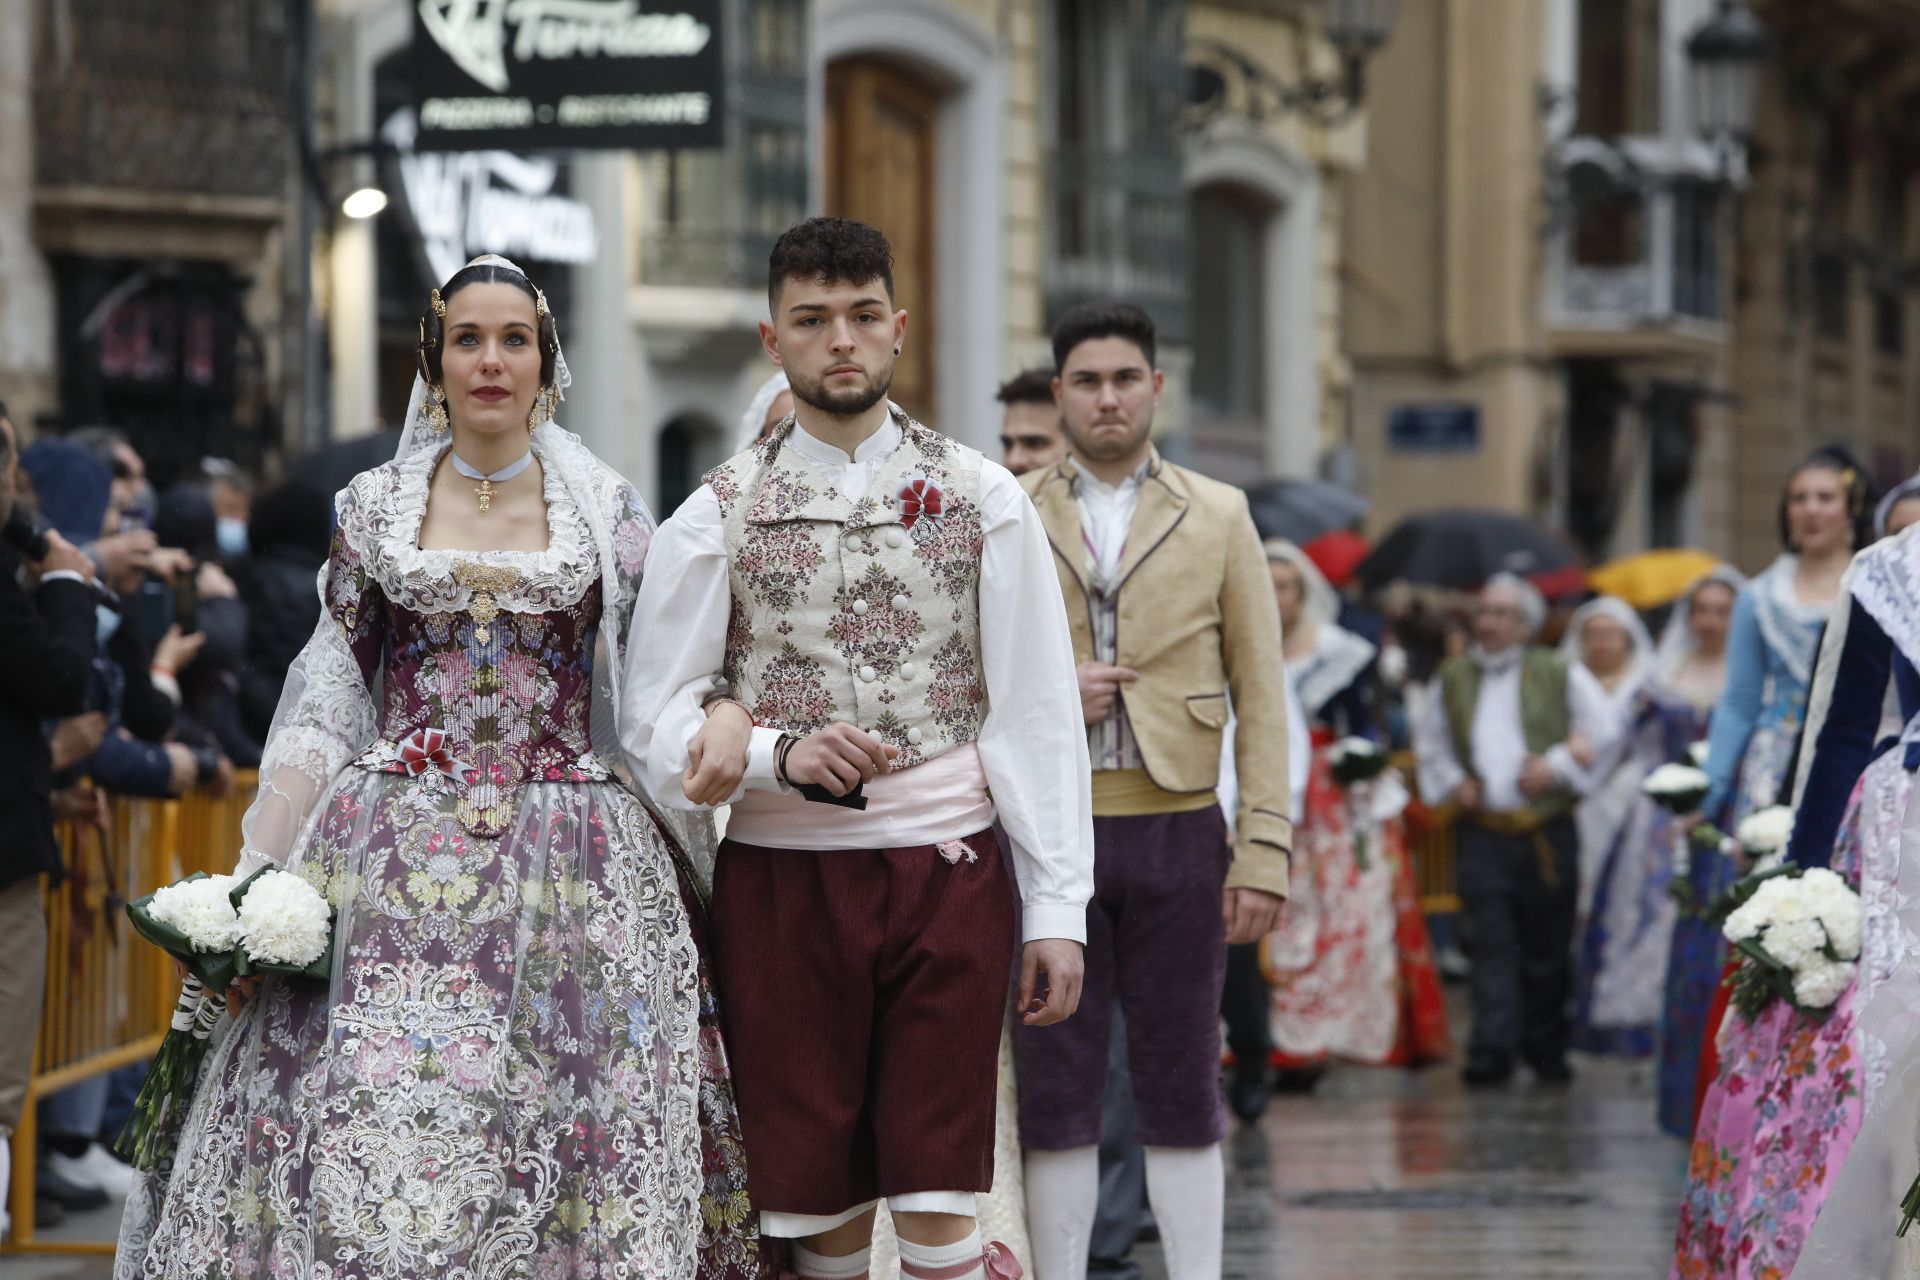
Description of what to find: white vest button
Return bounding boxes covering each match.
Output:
[899,663,918,680]
[851,599,870,616]
[844,534,865,553]
[886,528,908,549]
[891,594,910,611]
[859,665,877,682]
[907,726,925,744]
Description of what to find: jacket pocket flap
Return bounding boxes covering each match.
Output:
[1185,692,1228,729]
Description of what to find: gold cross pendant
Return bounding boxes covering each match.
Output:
[475,478,494,514]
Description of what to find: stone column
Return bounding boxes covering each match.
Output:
[0,0,57,429]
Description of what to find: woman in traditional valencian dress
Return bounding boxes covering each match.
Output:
[1261,541,1449,1081]
[1656,449,1870,1139]
[1672,518,1920,1280]
[114,257,769,1280]
[1571,575,1737,1057]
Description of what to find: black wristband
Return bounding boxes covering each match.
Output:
[191,746,220,787]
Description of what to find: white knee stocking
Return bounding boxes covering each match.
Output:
[1022,1145,1099,1280]
[1143,1145,1224,1280]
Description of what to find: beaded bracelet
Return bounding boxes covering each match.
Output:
[702,694,756,727]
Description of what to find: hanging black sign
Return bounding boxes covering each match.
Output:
[412,0,724,151]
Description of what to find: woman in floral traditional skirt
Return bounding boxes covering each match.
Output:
[114,258,771,1280]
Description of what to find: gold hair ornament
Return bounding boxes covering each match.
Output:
[431,288,448,319]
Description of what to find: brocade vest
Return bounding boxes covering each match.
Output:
[1439,648,1576,824]
[706,411,987,770]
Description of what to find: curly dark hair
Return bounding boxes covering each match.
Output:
[417,262,560,389]
[1051,300,1157,372]
[767,217,894,310]
[1778,443,1878,553]
[995,366,1057,408]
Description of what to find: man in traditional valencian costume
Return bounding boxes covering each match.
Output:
[627,217,1093,1280]
[1014,301,1292,1280]
[1414,573,1619,1087]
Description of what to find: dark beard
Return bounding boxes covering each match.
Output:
[789,363,895,419]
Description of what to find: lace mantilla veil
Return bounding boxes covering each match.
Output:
[236,253,719,891]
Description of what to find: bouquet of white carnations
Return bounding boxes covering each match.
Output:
[1688,741,1711,769]
[1718,864,1861,1024]
[1642,764,1713,912]
[1328,737,1395,870]
[117,866,334,1168]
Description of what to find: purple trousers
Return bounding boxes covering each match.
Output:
[1015,807,1231,1150]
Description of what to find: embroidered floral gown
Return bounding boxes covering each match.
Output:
[115,443,768,1280]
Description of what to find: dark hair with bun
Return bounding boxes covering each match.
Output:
[417,262,560,389]
[1777,443,1878,552]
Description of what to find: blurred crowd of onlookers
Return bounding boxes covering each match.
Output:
[0,400,334,1234]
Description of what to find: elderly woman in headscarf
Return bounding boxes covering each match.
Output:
[1412,571,1622,1086]
[1569,572,1741,1059]
[1258,541,1449,1097]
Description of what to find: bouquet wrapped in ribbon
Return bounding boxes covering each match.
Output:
[118,866,334,1169]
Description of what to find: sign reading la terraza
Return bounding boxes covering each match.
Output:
[413,0,724,151]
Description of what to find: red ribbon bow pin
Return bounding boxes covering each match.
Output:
[983,1242,1024,1280]
[398,727,459,778]
[898,477,945,544]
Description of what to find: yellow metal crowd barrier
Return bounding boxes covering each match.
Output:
[1394,751,1463,915]
[4,772,256,1256]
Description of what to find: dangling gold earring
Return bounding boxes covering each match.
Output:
[527,385,553,433]
[425,385,450,434]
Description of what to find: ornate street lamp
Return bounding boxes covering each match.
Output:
[1188,0,1400,128]
[1686,0,1769,152]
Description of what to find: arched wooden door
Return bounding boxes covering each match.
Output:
[823,57,938,424]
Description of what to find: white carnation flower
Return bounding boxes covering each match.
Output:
[1723,899,1767,943]
[1763,917,1825,971]
[235,871,333,967]
[147,874,239,953]
[1792,959,1855,1010]
[1688,742,1711,768]
[1643,764,1711,797]
[1737,806,1797,857]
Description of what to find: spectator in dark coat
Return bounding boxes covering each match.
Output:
[230,478,331,742]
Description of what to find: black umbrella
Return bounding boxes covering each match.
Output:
[1244,478,1371,545]
[1356,509,1579,591]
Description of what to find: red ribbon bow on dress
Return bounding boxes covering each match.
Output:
[397,727,459,778]
[898,477,944,531]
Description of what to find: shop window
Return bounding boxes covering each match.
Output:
[1575,0,1663,137]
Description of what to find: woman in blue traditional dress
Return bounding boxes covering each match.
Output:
[1655,447,1873,1139]
[1570,574,1738,1058]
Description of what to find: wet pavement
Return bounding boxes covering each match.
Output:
[8,1053,1688,1280]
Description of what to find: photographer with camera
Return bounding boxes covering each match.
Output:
[0,406,98,1241]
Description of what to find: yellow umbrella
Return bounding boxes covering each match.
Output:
[1586,549,1722,609]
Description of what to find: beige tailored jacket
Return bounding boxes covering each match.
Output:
[1022,451,1293,898]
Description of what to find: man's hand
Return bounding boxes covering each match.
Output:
[1566,730,1597,770]
[1076,661,1139,726]
[1455,778,1483,811]
[49,712,107,770]
[195,561,238,600]
[163,742,198,795]
[50,780,106,826]
[31,529,96,583]
[94,529,156,581]
[138,546,195,584]
[1518,756,1558,800]
[683,702,753,806]
[1019,939,1085,1026]
[782,722,901,796]
[153,624,206,674]
[1223,887,1285,946]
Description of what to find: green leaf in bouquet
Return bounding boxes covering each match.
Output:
[1667,877,1697,917]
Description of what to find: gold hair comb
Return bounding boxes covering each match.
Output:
[431,288,447,319]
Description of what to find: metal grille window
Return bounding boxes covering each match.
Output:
[1044,0,1192,343]
[33,0,292,199]
[641,0,809,288]
[1672,184,1722,322]
[1811,249,1850,342]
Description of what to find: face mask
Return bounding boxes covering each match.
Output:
[216,517,250,559]
[96,603,122,647]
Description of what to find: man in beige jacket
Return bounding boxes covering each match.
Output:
[1014,301,1292,1280]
